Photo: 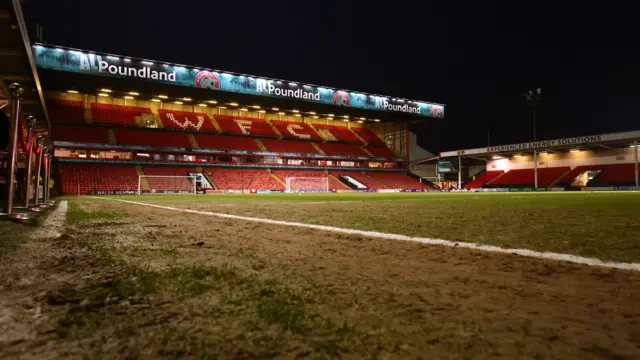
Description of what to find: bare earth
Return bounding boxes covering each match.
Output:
[1,198,639,359]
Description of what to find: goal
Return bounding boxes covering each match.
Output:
[285,177,329,193]
[138,175,197,195]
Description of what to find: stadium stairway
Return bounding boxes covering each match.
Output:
[267,169,287,188]
[349,128,367,145]
[255,138,268,152]
[266,120,283,138]
[135,166,150,192]
[485,171,507,186]
[84,102,92,123]
[201,170,218,190]
[548,167,574,188]
[209,116,223,134]
[361,146,374,157]
[311,143,326,155]
[107,129,117,145]
[187,134,199,148]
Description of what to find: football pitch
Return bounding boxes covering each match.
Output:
[1,191,640,359]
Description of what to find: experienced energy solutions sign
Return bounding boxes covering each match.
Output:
[34,45,445,118]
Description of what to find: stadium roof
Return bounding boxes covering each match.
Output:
[33,43,445,123]
[0,0,49,135]
[438,130,640,160]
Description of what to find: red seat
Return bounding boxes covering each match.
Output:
[273,169,348,190]
[52,125,109,144]
[464,170,504,189]
[115,129,191,148]
[261,139,319,154]
[330,171,385,190]
[214,115,277,137]
[195,135,260,151]
[207,168,284,190]
[314,124,361,143]
[48,100,85,123]
[491,167,570,188]
[91,103,151,126]
[60,164,138,194]
[352,127,384,145]
[318,143,368,157]
[271,120,323,140]
[142,166,197,191]
[158,110,215,132]
[366,172,432,189]
[366,146,397,158]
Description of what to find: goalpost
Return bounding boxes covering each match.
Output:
[285,177,330,193]
[138,175,197,195]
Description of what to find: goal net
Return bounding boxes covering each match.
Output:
[285,177,330,193]
[138,175,197,195]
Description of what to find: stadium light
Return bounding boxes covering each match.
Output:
[294,114,302,117]
[357,120,363,123]
[229,102,239,106]
[124,96,134,99]
[100,88,112,93]
[251,105,260,109]
[292,109,300,113]
[197,103,207,107]
[289,82,298,86]
[630,144,639,148]
[128,92,140,96]
[240,108,248,111]
[151,99,161,102]
[182,97,192,101]
[97,93,109,97]
[141,61,154,65]
[272,107,280,111]
[525,88,542,141]
[327,117,334,120]
[360,117,366,120]
[174,101,183,105]
[492,155,503,160]
[278,112,285,115]
[107,56,119,60]
[343,115,349,118]
[309,111,316,115]
[259,110,266,113]
[343,119,349,122]
[124,58,131,62]
[208,100,217,104]
[374,119,381,122]
[313,116,319,119]
[67,90,78,93]
[328,114,334,117]
[539,151,548,155]
[570,149,580,153]
[158,94,168,99]
[217,106,227,109]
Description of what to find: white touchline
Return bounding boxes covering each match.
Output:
[89,197,640,272]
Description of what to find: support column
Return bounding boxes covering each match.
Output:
[534,150,538,189]
[634,140,638,190]
[33,139,44,205]
[22,116,36,208]
[44,150,51,203]
[458,157,462,189]
[2,83,24,214]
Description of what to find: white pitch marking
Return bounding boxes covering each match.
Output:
[31,201,68,239]
[89,197,640,272]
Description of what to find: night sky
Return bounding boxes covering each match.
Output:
[22,0,638,152]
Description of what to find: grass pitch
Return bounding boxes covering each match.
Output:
[110,191,640,263]
[1,192,639,359]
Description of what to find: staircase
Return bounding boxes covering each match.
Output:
[187,134,199,148]
[135,166,150,192]
[209,115,222,134]
[349,128,367,145]
[266,119,283,139]
[365,172,389,188]
[107,129,117,145]
[255,138,268,151]
[548,167,574,188]
[311,143,326,155]
[267,168,286,188]
[486,171,507,186]
[337,175,359,189]
[200,169,218,190]
[361,146,374,156]
[84,102,92,123]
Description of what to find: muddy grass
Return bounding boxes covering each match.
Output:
[1,198,640,359]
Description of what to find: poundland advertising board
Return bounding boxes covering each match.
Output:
[34,45,445,119]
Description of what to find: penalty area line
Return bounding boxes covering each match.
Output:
[89,197,640,272]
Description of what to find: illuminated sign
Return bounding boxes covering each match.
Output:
[34,45,445,118]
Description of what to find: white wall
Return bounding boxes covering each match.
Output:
[486,147,638,171]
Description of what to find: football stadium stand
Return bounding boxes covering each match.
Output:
[314,124,361,143]
[489,167,570,188]
[352,127,385,145]
[318,143,368,157]
[60,164,139,194]
[48,100,85,123]
[52,124,110,144]
[158,110,216,132]
[194,135,260,151]
[463,170,505,189]
[91,103,152,126]
[271,120,323,141]
[366,172,432,189]
[114,129,192,148]
[260,139,319,154]
[214,115,278,137]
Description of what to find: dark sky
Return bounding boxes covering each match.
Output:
[22,0,639,152]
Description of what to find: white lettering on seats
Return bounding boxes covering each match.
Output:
[287,124,311,139]
[166,113,205,130]
[234,120,253,135]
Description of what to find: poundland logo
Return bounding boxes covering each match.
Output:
[256,79,320,100]
[79,55,176,81]
[382,100,420,114]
